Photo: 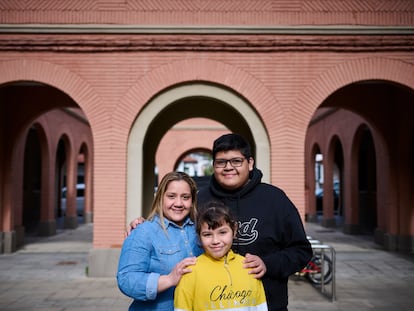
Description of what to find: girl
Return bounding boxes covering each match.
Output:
[174,201,268,311]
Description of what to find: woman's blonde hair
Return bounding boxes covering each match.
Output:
[147,171,198,230]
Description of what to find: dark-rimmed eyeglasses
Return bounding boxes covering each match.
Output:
[214,157,246,168]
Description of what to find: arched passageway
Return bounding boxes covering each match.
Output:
[305,80,414,252]
[127,82,270,223]
[0,82,94,252]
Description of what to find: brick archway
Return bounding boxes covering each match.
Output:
[126,82,270,225]
[115,58,283,134]
[295,57,414,118]
[0,59,98,247]
[0,59,102,126]
[302,58,414,251]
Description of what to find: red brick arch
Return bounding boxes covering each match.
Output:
[116,58,288,200]
[114,58,285,136]
[0,59,103,129]
[295,57,414,128]
[301,57,414,238]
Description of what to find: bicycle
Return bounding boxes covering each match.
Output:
[296,250,333,285]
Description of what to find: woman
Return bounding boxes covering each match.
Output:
[117,171,203,311]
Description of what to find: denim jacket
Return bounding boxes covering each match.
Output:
[117,215,203,311]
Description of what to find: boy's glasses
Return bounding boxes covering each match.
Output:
[214,157,246,168]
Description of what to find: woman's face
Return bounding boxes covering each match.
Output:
[162,180,193,226]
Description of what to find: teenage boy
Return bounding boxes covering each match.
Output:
[197,133,312,311]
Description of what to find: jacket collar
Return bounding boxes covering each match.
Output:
[206,249,236,262]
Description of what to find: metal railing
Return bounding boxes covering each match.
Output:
[307,237,336,302]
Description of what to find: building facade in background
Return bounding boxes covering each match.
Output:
[0,1,413,276]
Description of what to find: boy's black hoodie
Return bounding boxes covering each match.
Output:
[198,167,312,311]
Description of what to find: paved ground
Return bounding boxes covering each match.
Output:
[0,221,413,311]
[289,223,414,311]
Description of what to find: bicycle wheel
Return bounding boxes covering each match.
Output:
[306,254,333,285]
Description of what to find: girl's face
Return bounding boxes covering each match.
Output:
[162,180,192,226]
[199,221,234,260]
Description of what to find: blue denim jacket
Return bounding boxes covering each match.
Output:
[117,215,203,311]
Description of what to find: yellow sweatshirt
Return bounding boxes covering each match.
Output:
[174,250,268,311]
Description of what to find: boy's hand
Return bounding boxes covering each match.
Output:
[243,253,267,278]
[124,216,146,237]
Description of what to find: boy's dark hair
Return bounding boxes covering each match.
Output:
[196,201,238,235]
[212,133,252,160]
